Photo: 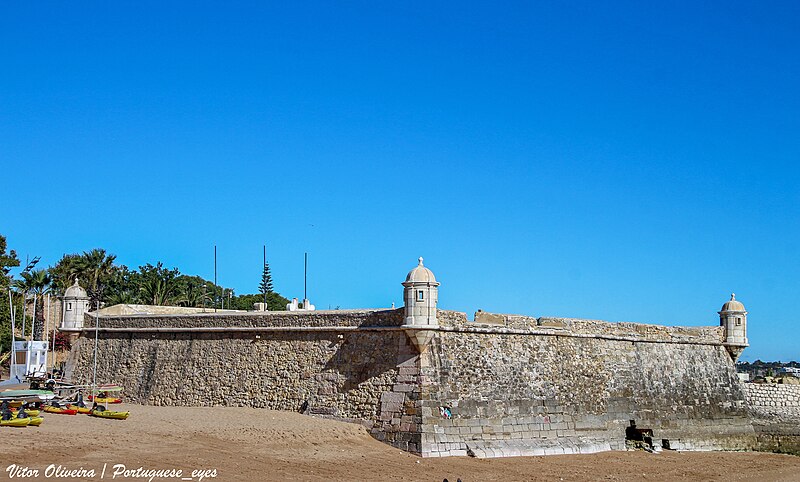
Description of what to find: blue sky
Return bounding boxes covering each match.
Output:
[1,2,798,361]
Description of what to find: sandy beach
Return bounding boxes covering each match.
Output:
[1,405,799,482]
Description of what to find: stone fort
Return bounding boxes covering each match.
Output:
[63,257,768,457]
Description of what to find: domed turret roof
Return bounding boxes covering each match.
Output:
[405,257,438,284]
[720,293,746,312]
[64,278,89,299]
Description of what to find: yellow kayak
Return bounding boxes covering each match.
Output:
[1,417,30,427]
[23,416,44,427]
[66,405,91,414]
[89,409,129,420]
[11,409,40,417]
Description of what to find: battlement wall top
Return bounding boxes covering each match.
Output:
[78,307,723,345]
[83,308,406,329]
[441,310,723,345]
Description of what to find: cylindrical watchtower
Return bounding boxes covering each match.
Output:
[719,293,748,361]
[61,278,90,330]
[402,257,439,328]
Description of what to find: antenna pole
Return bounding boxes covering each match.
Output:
[263,245,267,307]
[214,245,217,313]
[304,252,308,301]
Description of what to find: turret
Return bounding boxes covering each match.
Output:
[719,293,748,361]
[62,278,90,330]
[402,257,439,327]
[401,257,439,353]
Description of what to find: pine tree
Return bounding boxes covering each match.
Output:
[258,262,274,295]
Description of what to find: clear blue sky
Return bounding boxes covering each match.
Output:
[1,2,798,361]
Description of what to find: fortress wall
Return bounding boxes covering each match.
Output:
[66,308,755,457]
[421,311,753,457]
[66,309,428,453]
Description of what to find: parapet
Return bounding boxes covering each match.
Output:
[440,310,724,345]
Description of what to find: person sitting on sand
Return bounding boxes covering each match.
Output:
[1,409,13,421]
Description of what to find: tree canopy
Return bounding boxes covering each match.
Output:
[1,240,292,356]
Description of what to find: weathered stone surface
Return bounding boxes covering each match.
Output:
[65,308,757,457]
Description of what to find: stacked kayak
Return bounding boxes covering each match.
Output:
[26,416,44,427]
[10,408,40,417]
[1,417,30,427]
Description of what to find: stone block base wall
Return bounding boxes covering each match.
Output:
[743,383,800,455]
[744,384,800,418]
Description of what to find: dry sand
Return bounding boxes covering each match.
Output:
[1,405,799,482]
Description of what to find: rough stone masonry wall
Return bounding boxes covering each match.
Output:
[66,308,758,458]
[66,309,428,453]
[416,311,755,457]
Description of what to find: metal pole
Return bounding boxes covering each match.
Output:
[92,301,100,400]
[214,245,217,313]
[304,252,308,302]
[45,293,50,372]
[53,294,61,372]
[21,290,26,339]
[263,245,267,307]
[8,290,16,381]
[31,293,37,341]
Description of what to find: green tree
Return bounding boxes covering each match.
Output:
[104,265,136,306]
[49,253,83,294]
[259,262,274,295]
[0,234,20,353]
[177,275,213,308]
[12,269,52,341]
[137,262,181,305]
[230,292,290,311]
[78,249,117,305]
[0,235,20,276]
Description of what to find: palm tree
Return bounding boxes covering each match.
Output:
[48,253,83,295]
[179,279,211,308]
[13,269,52,341]
[138,262,181,306]
[77,249,116,306]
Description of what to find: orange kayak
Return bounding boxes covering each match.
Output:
[66,405,91,414]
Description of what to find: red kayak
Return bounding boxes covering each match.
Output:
[42,406,78,415]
